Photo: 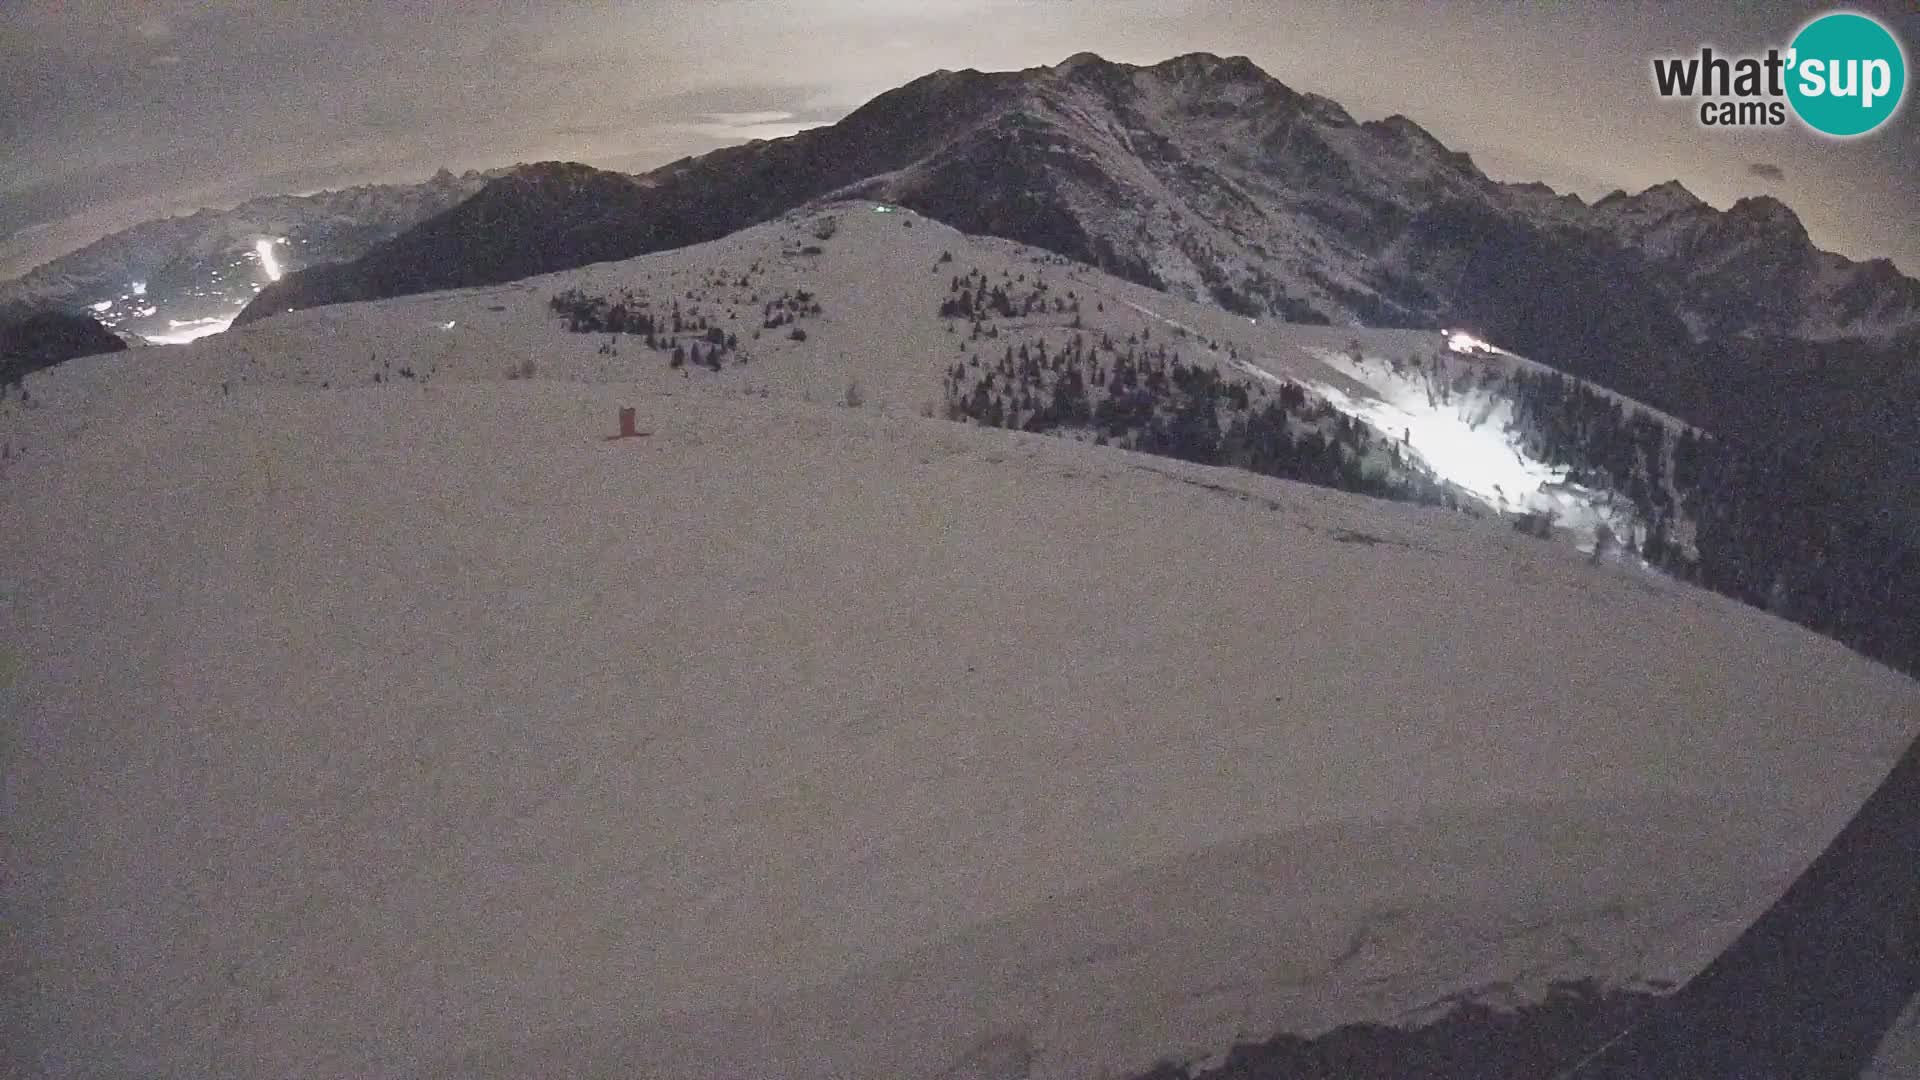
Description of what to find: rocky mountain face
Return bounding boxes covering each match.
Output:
[239,53,1920,344]
[2,168,505,341]
[227,53,1920,528]
[1578,183,1920,341]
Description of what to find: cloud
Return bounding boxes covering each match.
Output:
[350,102,413,135]
[704,111,799,127]
[674,110,832,143]
[1747,162,1785,182]
[550,123,623,138]
[134,16,172,41]
[686,121,831,142]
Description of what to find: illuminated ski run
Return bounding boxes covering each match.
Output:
[256,238,283,282]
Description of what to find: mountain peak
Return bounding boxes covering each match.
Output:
[1368,113,1448,150]
[506,160,598,180]
[1050,50,1134,90]
[1728,194,1800,226]
[1592,180,1707,223]
[1376,113,1436,137]
[1637,180,1705,208]
[1148,51,1271,84]
[1300,92,1355,127]
[1055,51,1111,73]
[1724,194,1811,252]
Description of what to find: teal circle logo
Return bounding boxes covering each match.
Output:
[1786,12,1907,136]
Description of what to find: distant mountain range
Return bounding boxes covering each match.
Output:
[0,168,504,344]
[237,52,1919,345]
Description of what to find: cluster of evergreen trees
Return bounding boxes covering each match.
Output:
[938,268,1082,322]
[760,289,822,331]
[550,282,824,372]
[1503,369,1681,561]
[1498,365,1920,677]
[935,275,1461,509]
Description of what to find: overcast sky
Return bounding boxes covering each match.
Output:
[2,0,1915,278]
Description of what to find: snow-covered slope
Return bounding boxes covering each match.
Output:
[0,204,1734,637]
[5,204,1918,1079]
[7,205,1675,532]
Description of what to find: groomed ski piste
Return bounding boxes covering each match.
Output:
[5,204,1918,1077]
[1117,295,1683,560]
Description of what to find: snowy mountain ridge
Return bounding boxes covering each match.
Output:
[240,52,1920,345]
[7,203,1676,553]
[5,199,1862,658]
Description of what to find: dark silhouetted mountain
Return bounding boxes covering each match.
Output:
[1,304,127,385]
[236,67,1025,324]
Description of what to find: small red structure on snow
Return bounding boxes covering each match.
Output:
[606,407,649,441]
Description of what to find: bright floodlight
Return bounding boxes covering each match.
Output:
[1447,330,1494,355]
[143,316,233,345]
[1305,343,1566,510]
[89,300,113,313]
[255,239,283,282]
